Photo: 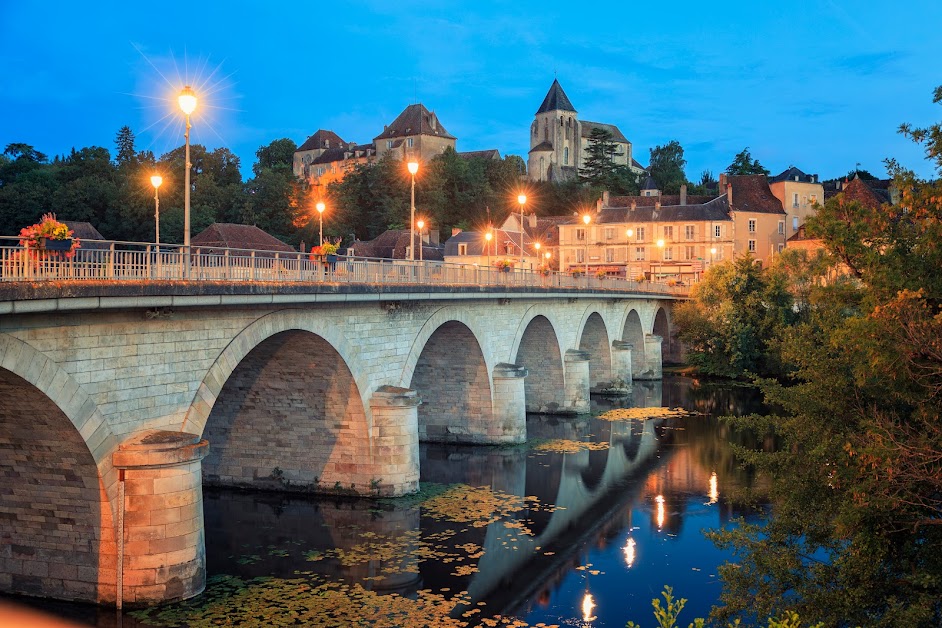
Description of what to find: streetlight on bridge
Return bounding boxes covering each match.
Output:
[316,201,326,246]
[517,194,527,267]
[416,218,425,262]
[485,231,492,268]
[582,214,591,277]
[408,161,419,260]
[178,86,197,277]
[150,175,163,246]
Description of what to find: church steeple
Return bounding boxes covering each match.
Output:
[536,79,576,114]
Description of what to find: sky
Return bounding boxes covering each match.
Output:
[2,0,941,181]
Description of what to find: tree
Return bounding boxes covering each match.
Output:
[648,141,687,194]
[725,147,769,176]
[3,143,47,163]
[114,126,137,169]
[253,138,297,177]
[706,86,942,627]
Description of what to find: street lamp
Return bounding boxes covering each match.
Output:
[656,238,665,282]
[710,246,717,266]
[485,231,492,268]
[408,161,419,260]
[316,201,326,246]
[416,219,425,262]
[150,175,163,246]
[178,85,197,276]
[517,194,527,267]
[582,214,591,277]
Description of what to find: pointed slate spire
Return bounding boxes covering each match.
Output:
[536,79,576,114]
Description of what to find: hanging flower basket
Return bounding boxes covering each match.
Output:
[18,214,80,259]
[494,259,515,272]
[40,237,74,251]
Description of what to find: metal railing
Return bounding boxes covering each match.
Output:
[0,237,690,297]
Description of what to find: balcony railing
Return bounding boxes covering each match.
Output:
[0,237,689,297]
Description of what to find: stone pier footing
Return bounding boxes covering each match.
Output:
[563,349,591,413]
[369,386,421,496]
[490,363,528,444]
[636,334,663,380]
[112,430,208,607]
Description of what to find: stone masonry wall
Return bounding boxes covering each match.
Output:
[202,330,370,492]
[514,315,565,413]
[0,369,111,603]
[579,313,612,388]
[411,321,492,443]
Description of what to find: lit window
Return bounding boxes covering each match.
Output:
[810,194,818,204]
[748,219,756,233]
[748,240,756,252]
[635,247,645,261]
[458,243,467,255]
[663,247,673,260]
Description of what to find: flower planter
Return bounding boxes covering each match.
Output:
[499,266,511,273]
[326,254,338,264]
[40,237,73,251]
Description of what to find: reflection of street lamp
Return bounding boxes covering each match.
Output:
[178,86,197,275]
[408,161,419,260]
[416,219,425,262]
[582,214,591,277]
[517,194,527,266]
[150,175,163,246]
[485,231,492,268]
[316,201,326,246]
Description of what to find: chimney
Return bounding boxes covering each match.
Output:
[452,228,462,237]
[528,213,537,229]
[655,201,661,212]
[726,181,733,208]
[719,173,727,190]
[631,201,637,211]
[602,190,610,207]
[680,184,687,206]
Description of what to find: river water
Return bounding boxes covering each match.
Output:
[24,376,768,627]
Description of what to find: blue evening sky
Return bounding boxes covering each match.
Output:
[2,0,940,181]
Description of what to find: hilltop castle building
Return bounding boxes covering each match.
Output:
[527,79,645,183]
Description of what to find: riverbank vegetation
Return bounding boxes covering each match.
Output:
[675,88,942,626]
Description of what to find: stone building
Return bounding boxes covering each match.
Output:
[527,79,645,182]
[768,166,824,236]
[555,175,786,283]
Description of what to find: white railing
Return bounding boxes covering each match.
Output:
[0,237,690,297]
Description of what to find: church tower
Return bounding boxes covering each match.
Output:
[528,79,578,182]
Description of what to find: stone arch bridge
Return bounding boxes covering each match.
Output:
[0,282,678,607]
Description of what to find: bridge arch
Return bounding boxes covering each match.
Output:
[408,319,493,443]
[0,333,116,604]
[511,309,566,413]
[653,306,677,363]
[621,307,646,376]
[577,311,613,389]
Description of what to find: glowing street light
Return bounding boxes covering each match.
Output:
[150,175,163,246]
[178,85,197,277]
[517,194,527,266]
[710,246,717,267]
[315,201,326,246]
[408,161,419,260]
[485,230,492,268]
[416,218,425,262]
[582,214,591,277]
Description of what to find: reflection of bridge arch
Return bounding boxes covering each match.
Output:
[0,334,116,604]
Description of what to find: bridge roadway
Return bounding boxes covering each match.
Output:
[0,279,679,607]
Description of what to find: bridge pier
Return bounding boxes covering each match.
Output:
[563,350,591,414]
[112,431,208,607]
[609,340,634,390]
[490,363,528,444]
[636,334,663,380]
[368,386,420,496]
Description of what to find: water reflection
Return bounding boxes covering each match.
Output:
[29,376,769,627]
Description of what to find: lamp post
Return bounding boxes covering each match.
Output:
[408,161,419,260]
[485,231,492,268]
[517,194,527,267]
[150,175,162,246]
[316,201,326,246]
[178,86,197,277]
[625,228,633,278]
[710,246,716,267]
[416,219,425,262]
[582,214,591,277]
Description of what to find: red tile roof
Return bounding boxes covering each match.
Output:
[840,177,885,210]
[298,130,347,152]
[191,223,295,253]
[374,104,455,141]
[728,175,785,214]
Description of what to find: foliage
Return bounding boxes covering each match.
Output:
[648,140,688,193]
[673,255,796,378]
[706,86,942,627]
[578,127,640,195]
[725,147,770,176]
[494,258,515,270]
[309,241,339,257]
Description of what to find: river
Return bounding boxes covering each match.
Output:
[19,376,769,627]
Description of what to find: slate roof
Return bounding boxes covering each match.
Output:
[536,79,576,114]
[620,196,732,224]
[350,229,444,261]
[191,223,295,253]
[63,221,109,249]
[641,175,658,191]
[443,228,540,257]
[310,147,348,165]
[729,175,786,214]
[529,141,554,153]
[458,149,501,161]
[374,104,455,141]
[298,130,347,152]
[580,120,629,144]
[769,166,817,183]
[608,194,715,208]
